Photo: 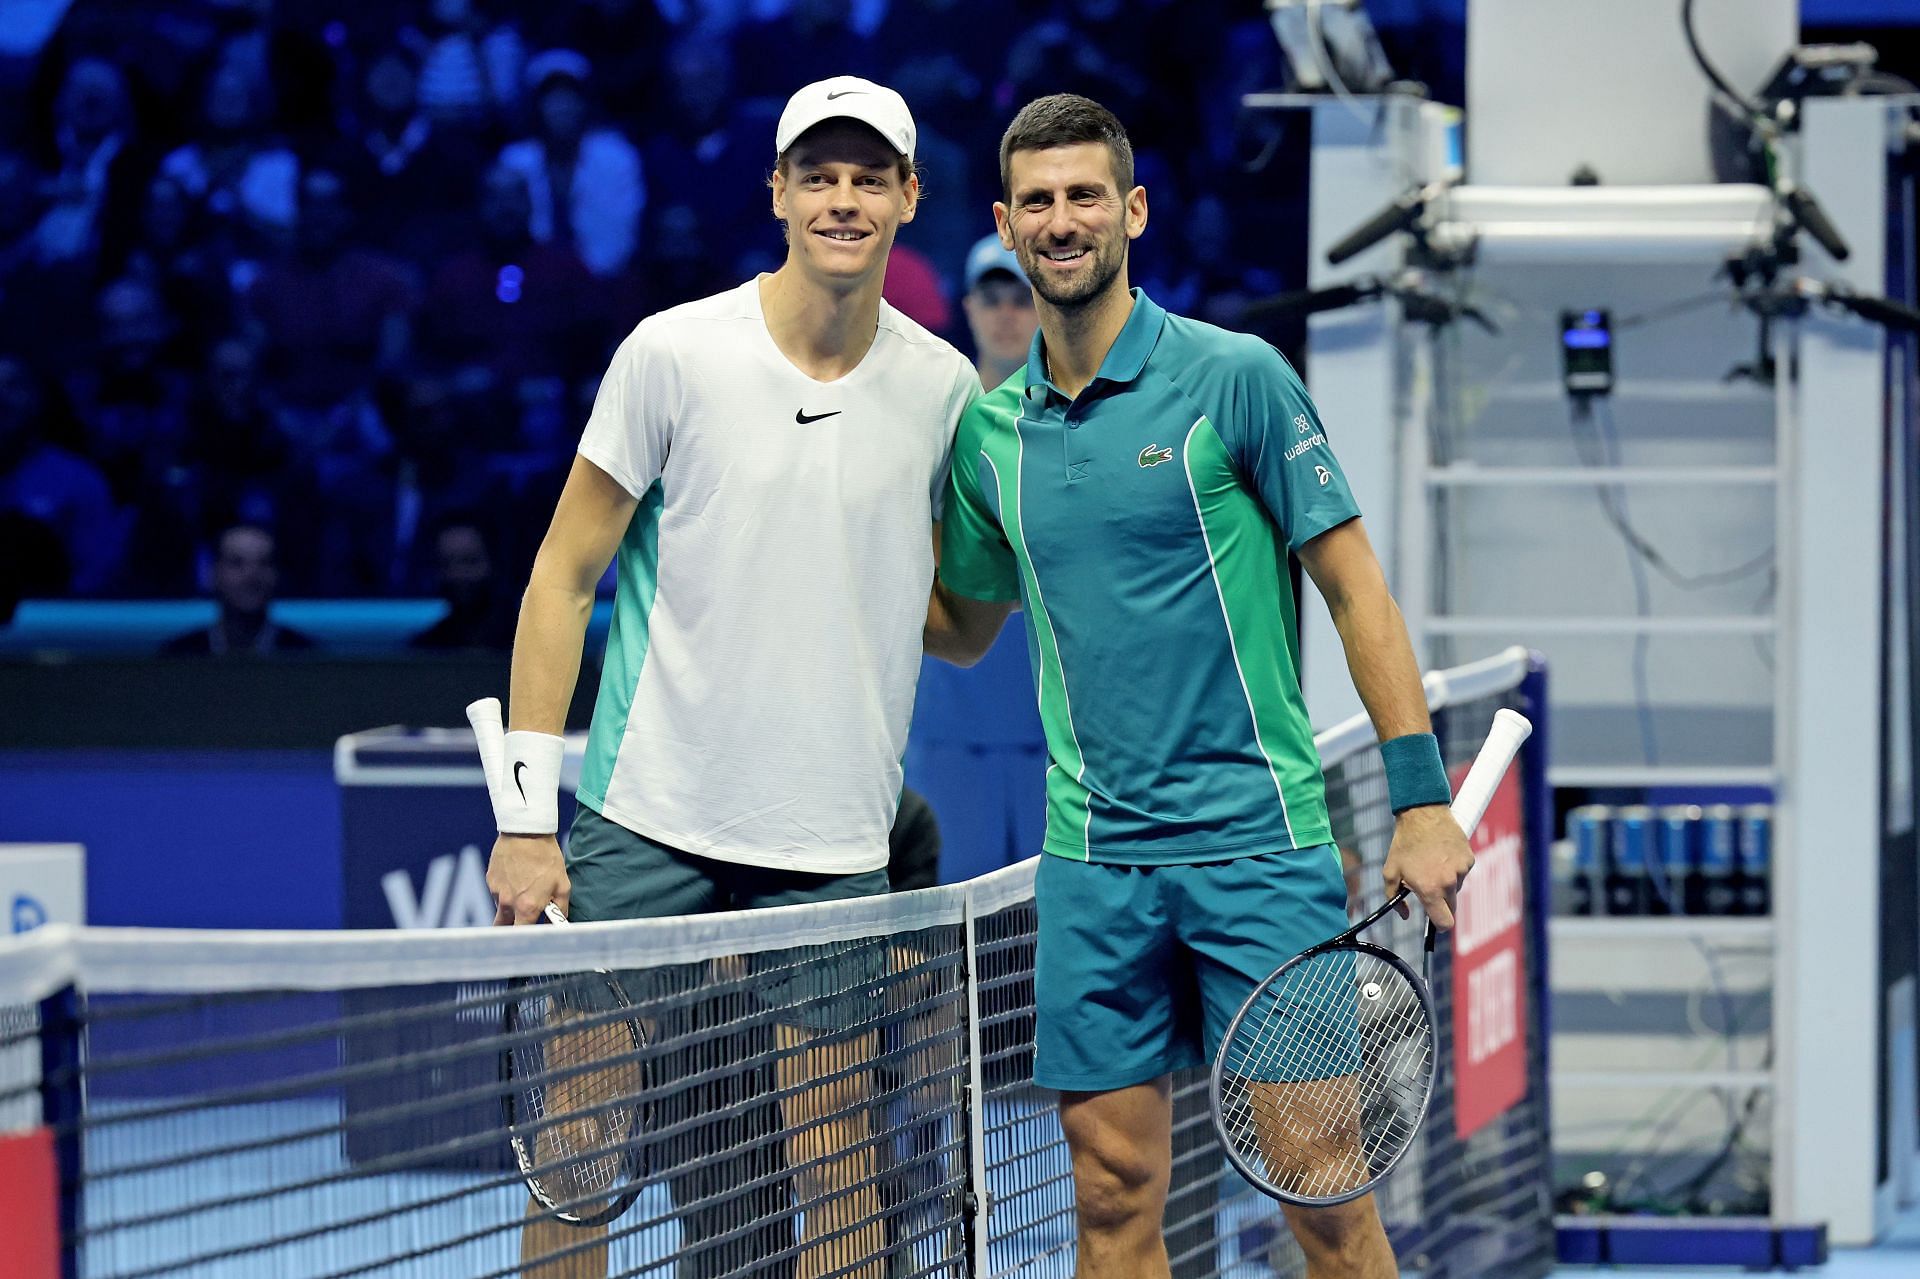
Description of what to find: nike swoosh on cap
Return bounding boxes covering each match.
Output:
[825,90,867,100]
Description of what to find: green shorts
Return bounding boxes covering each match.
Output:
[566,804,891,1032]
[1032,844,1351,1092]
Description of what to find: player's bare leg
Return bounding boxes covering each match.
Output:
[1058,1078,1174,1279]
[1246,1076,1397,1279]
[520,1011,645,1278]
[777,1023,887,1279]
[1281,1197,1396,1279]
[522,1199,606,1279]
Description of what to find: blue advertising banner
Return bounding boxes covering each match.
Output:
[336,728,581,1170]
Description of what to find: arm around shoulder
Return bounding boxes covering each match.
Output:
[926,574,1014,667]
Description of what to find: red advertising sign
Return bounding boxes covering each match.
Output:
[1449,759,1528,1140]
[0,1127,58,1278]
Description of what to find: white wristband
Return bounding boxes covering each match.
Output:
[466,698,565,835]
[494,730,565,834]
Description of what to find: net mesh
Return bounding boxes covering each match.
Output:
[0,663,1550,1279]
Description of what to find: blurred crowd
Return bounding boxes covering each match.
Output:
[0,0,1304,615]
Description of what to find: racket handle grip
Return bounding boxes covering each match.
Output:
[1449,708,1533,836]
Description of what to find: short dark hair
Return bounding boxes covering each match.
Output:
[998,94,1134,201]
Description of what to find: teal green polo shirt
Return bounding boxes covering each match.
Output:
[939,289,1361,864]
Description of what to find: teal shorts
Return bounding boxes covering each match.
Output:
[566,805,891,1032]
[1032,844,1351,1092]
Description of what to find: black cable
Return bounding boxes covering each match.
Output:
[1681,0,1762,120]
[1613,291,1736,332]
[1575,398,1660,765]
[1569,401,1776,592]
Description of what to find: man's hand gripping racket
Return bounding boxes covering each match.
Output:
[470,699,649,1224]
[1209,709,1532,1207]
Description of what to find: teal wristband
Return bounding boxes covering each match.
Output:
[1381,732,1450,813]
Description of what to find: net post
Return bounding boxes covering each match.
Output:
[1518,654,1556,1182]
[961,882,993,1279]
[36,986,81,1279]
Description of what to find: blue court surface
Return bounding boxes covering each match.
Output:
[1552,1202,1920,1276]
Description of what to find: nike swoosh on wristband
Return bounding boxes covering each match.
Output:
[513,760,528,804]
[795,409,843,424]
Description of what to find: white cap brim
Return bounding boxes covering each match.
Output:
[775,76,916,162]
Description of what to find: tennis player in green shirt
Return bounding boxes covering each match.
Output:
[926,94,1473,1279]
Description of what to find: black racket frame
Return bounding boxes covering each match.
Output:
[502,969,650,1228]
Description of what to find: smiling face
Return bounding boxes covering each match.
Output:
[771,119,917,288]
[995,141,1145,312]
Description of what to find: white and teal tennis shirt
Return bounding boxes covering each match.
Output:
[939,290,1360,865]
[576,279,978,874]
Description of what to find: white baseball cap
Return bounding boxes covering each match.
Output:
[775,76,916,162]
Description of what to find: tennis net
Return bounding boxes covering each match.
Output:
[0,649,1551,1279]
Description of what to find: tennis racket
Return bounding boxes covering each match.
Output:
[1209,707,1533,1207]
[500,904,649,1226]
[467,698,649,1226]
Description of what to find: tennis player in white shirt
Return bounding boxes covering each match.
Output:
[477,76,978,1279]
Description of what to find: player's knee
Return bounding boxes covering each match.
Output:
[1286,1200,1385,1267]
[1064,1120,1164,1229]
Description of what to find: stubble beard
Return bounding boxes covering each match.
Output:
[1023,234,1125,311]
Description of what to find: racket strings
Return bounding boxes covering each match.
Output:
[508,976,648,1213]
[1218,947,1434,1202]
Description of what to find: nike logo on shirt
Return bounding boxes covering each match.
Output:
[796,409,843,424]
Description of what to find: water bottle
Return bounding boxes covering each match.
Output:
[1737,805,1772,916]
[1653,805,1699,917]
[1697,805,1741,915]
[1567,806,1610,917]
[1607,806,1653,916]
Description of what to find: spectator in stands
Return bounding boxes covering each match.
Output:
[409,516,518,651]
[639,202,730,316]
[735,0,883,94]
[199,0,337,143]
[421,163,605,405]
[0,150,41,285]
[342,49,491,263]
[158,56,301,249]
[0,353,123,596]
[409,0,526,129]
[159,522,315,655]
[32,57,147,275]
[958,232,1033,388]
[69,274,205,593]
[497,50,644,279]
[125,173,235,343]
[880,241,951,335]
[528,0,665,126]
[182,335,291,532]
[0,148,87,366]
[245,166,412,442]
[1149,194,1281,328]
[245,167,416,593]
[640,36,762,279]
[68,275,193,506]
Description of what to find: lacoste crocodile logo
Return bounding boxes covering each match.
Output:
[1138,444,1174,468]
